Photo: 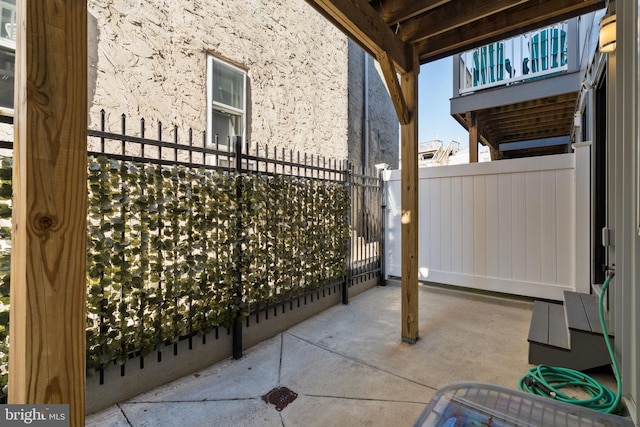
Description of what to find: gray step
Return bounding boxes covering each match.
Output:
[527,300,569,349]
[528,295,614,371]
[564,290,613,337]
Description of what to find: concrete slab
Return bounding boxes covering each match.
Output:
[118,400,281,427]
[85,405,131,427]
[279,332,436,403]
[288,283,533,390]
[123,335,282,402]
[281,394,426,427]
[87,282,618,426]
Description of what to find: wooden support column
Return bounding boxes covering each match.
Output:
[468,112,478,163]
[489,145,500,161]
[9,1,88,425]
[400,48,419,343]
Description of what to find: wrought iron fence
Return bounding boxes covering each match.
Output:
[0,110,384,397]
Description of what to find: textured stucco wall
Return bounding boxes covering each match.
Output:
[88,0,350,160]
[347,40,399,170]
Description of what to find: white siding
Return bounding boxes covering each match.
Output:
[386,154,576,300]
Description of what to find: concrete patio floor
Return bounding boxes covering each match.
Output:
[86,281,615,427]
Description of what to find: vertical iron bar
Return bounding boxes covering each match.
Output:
[343,157,352,305]
[173,125,178,164]
[379,166,386,285]
[120,114,126,156]
[140,118,145,159]
[289,149,293,176]
[188,128,193,165]
[202,131,207,167]
[158,121,163,161]
[100,109,105,153]
[232,135,243,360]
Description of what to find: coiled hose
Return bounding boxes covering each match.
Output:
[518,273,621,414]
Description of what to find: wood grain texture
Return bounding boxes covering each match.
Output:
[9,1,87,425]
[400,47,418,342]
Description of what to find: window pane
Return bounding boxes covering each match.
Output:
[0,48,14,110]
[0,0,16,46]
[211,110,242,146]
[213,62,244,110]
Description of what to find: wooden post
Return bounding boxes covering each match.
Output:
[469,112,478,163]
[9,1,88,425]
[400,48,419,343]
[489,146,500,161]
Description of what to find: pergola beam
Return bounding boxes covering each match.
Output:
[372,0,449,25]
[413,0,604,62]
[9,1,88,425]
[377,50,410,125]
[305,0,411,74]
[400,0,529,43]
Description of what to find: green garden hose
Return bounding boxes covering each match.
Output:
[519,272,621,414]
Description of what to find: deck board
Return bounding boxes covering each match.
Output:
[528,300,549,344]
[564,291,591,332]
[548,302,569,349]
[580,293,614,337]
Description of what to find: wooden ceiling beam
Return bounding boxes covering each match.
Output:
[377,50,410,124]
[457,112,499,151]
[481,104,574,123]
[500,127,572,141]
[306,0,411,73]
[414,0,604,62]
[495,114,572,129]
[400,0,529,43]
[482,93,578,115]
[491,117,572,135]
[502,145,570,158]
[371,0,450,25]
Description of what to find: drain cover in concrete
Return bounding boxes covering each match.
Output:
[262,386,298,411]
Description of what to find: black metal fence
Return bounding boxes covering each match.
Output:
[86,111,383,359]
[0,110,385,397]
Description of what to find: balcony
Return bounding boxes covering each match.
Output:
[458,22,570,95]
[451,20,583,159]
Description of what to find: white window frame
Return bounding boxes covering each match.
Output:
[0,0,16,117]
[206,55,246,153]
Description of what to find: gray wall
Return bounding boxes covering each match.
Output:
[347,40,399,171]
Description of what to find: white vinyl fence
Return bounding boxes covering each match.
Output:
[385,153,585,300]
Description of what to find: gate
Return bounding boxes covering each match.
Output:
[346,161,385,303]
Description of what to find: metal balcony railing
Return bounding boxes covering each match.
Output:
[458,21,569,94]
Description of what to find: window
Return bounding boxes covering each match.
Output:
[206,56,246,166]
[0,0,15,116]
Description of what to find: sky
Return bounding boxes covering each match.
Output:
[418,56,469,148]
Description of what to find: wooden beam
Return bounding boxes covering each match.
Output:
[400,47,419,343]
[377,50,409,125]
[372,0,450,25]
[305,0,411,73]
[468,112,478,163]
[9,1,87,425]
[489,146,501,161]
[415,0,604,62]
[400,0,528,43]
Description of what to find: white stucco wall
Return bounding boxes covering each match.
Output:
[88,0,350,160]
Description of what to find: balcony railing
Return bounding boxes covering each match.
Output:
[458,21,569,94]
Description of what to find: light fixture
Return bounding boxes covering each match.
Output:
[599,13,616,53]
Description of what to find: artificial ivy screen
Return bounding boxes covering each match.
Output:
[0,155,349,395]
